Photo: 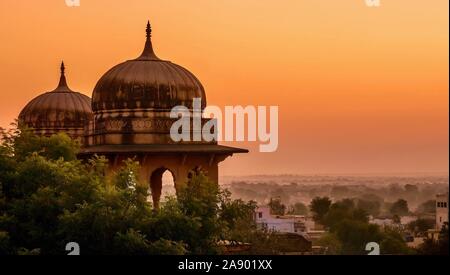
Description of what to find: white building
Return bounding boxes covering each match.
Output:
[436,193,448,230]
[255,206,295,233]
[254,206,314,234]
[369,215,417,228]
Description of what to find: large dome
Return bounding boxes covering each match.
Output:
[92,22,206,112]
[19,62,93,138]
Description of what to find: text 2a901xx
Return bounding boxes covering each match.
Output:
[178,259,272,272]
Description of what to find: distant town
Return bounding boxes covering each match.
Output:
[217,174,449,254]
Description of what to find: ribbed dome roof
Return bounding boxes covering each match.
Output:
[92,21,206,112]
[19,62,93,130]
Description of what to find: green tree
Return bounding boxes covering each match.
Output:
[113,229,187,255]
[333,219,383,254]
[407,218,435,234]
[390,199,409,216]
[1,125,80,162]
[268,197,286,216]
[322,199,368,229]
[404,184,418,193]
[0,127,261,255]
[316,233,342,255]
[357,199,381,217]
[309,197,331,223]
[218,189,257,240]
[380,228,414,255]
[175,172,222,253]
[316,199,411,255]
[288,202,308,215]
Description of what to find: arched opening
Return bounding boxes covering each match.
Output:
[149,167,176,209]
[161,170,177,199]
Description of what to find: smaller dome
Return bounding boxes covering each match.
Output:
[19,62,93,136]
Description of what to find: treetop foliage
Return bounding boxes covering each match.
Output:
[0,125,261,255]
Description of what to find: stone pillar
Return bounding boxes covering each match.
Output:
[150,168,165,209]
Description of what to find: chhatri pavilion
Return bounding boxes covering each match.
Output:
[19,21,247,208]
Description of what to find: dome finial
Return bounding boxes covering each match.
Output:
[60,61,65,75]
[137,20,159,61]
[146,20,152,39]
[56,60,70,91]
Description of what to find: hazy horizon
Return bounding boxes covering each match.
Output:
[220,172,450,178]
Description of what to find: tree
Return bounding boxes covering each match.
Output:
[316,233,342,255]
[389,199,409,216]
[407,218,435,234]
[322,199,368,230]
[333,219,383,254]
[357,199,381,217]
[1,125,80,162]
[0,127,262,255]
[417,223,449,255]
[270,188,290,206]
[309,197,331,223]
[288,202,308,215]
[380,228,414,255]
[268,197,286,216]
[330,186,350,200]
[218,189,257,239]
[175,172,224,254]
[416,200,436,214]
[359,193,383,204]
[388,184,403,199]
[316,198,411,255]
[404,184,418,194]
[113,229,187,255]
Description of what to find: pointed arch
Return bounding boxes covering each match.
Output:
[149,167,176,209]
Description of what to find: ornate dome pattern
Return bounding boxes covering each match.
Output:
[92,22,206,112]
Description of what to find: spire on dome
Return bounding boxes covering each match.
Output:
[137,20,160,61]
[54,61,73,92]
[146,20,152,39]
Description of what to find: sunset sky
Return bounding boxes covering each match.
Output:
[0,0,448,175]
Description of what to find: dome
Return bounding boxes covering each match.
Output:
[92,21,206,112]
[19,62,93,137]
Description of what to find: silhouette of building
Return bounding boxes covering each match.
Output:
[436,193,448,231]
[19,21,247,208]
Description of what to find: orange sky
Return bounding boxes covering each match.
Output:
[0,0,448,175]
